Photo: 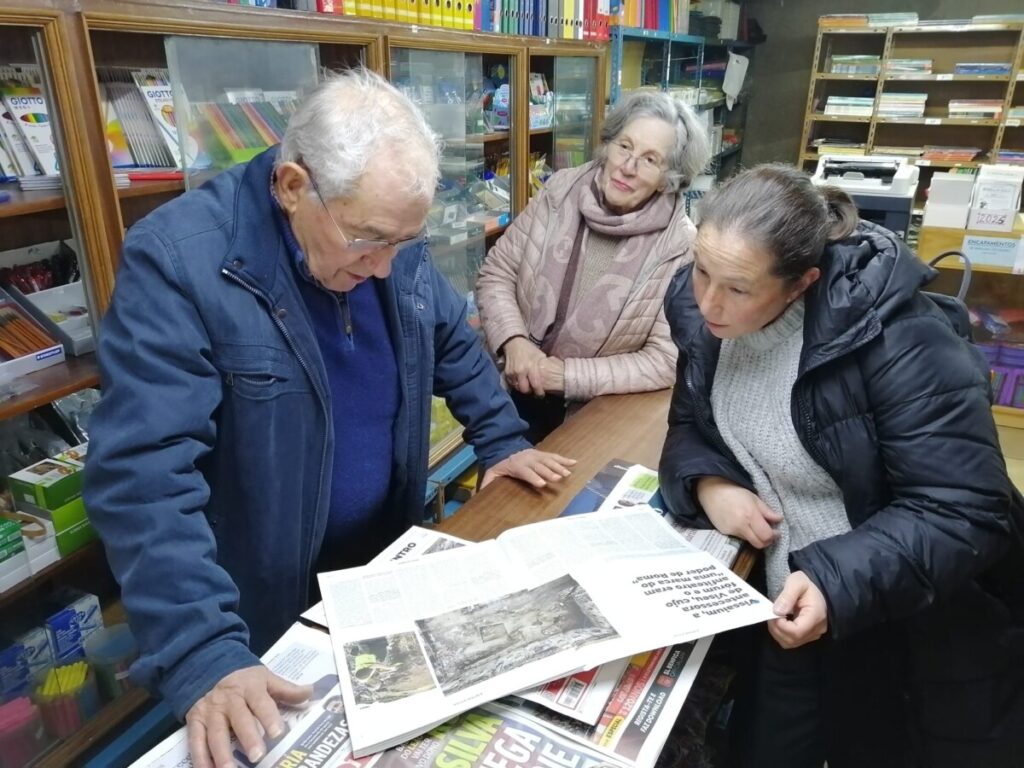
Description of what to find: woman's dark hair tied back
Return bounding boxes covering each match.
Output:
[822,185,859,243]
[697,163,860,283]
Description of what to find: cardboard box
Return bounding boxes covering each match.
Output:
[45,590,102,662]
[0,518,30,593]
[0,298,65,385]
[53,442,88,468]
[8,457,81,511]
[19,496,95,561]
[7,281,95,356]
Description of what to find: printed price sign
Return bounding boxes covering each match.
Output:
[925,117,942,125]
[937,74,954,81]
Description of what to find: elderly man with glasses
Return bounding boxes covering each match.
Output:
[83,68,573,768]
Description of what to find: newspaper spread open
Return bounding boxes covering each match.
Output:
[318,506,775,756]
[305,526,627,728]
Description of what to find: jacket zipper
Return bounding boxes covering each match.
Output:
[221,267,330,589]
[684,361,731,458]
[338,292,353,339]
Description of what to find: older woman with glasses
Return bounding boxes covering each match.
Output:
[476,90,711,441]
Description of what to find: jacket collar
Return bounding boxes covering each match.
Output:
[219,146,289,302]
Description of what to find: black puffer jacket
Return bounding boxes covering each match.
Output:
[659,222,1024,758]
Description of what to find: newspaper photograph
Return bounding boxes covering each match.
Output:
[318,507,776,756]
[131,624,359,768]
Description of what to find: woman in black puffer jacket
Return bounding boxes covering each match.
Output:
[659,164,1024,768]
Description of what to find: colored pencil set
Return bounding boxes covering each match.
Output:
[33,661,100,739]
[0,696,50,768]
[0,303,57,361]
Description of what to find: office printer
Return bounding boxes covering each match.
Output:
[811,154,920,241]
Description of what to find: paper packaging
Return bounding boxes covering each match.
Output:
[7,282,95,357]
[7,457,81,511]
[0,519,30,593]
[0,294,65,383]
[53,443,87,468]
[923,172,975,230]
[968,165,1024,233]
[0,626,53,700]
[20,496,95,567]
[45,590,102,662]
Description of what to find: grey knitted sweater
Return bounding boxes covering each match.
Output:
[710,298,851,598]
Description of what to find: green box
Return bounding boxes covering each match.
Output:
[8,458,81,511]
[20,497,95,558]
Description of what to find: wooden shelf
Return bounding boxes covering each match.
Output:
[1,178,185,218]
[815,73,878,80]
[810,113,872,123]
[0,184,67,219]
[818,26,889,35]
[117,178,185,198]
[529,127,553,136]
[994,406,1024,431]
[883,74,1011,82]
[485,221,508,237]
[35,687,150,768]
[875,117,1001,126]
[0,353,99,422]
[0,540,103,612]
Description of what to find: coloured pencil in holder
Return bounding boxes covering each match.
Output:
[33,661,100,739]
[0,696,51,768]
[0,301,58,362]
[84,624,138,701]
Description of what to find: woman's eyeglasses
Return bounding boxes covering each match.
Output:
[607,140,666,176]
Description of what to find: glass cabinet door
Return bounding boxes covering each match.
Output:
[0,16,132,768]
[165,36,321,189]
[527,53,599,199]
[389,46,516,463]
[85,19,371,242]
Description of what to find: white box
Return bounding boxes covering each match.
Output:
[969,165,1024,233]
[923,172,975,229]
[0,289,65,385]
[8,281,94,356]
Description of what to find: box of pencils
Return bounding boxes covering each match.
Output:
[33,661,100,739]
[0,697,51,768]
[0,294,65,381]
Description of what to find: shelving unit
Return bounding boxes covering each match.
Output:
[607,25,754,178]
[798,19,1024,201]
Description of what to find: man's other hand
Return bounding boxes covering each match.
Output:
[481,449,577,489]
[186,665,312,768]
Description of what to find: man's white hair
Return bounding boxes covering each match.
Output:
[278,67,441,201]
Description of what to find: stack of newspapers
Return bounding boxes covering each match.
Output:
[134,464,774,768]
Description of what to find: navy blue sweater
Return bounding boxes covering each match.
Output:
[272,196,398,571]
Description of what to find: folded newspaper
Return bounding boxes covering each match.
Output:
[318,505,775,756]
[131,623,641,768]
